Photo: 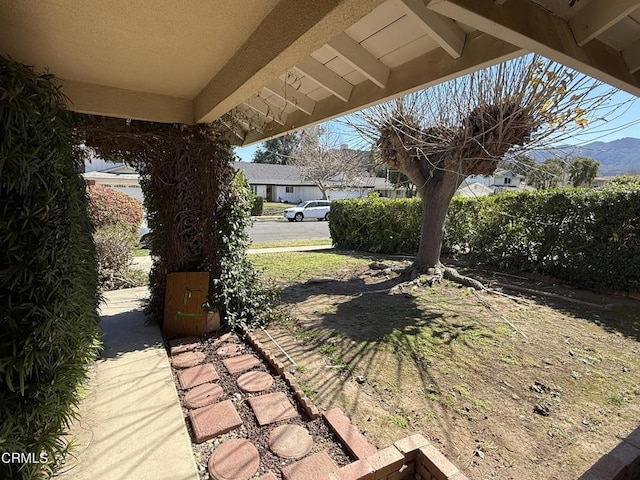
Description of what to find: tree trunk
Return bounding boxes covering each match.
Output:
[318,184,328,200]
[411,173,462,276]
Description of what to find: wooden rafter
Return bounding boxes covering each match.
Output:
[326,33,390,87]
[293,57,353,101]
[262,79,316,115]
[569,0,640,47]
[400,0,466,58]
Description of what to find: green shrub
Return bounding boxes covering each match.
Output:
[87,185,143,233]
[208,173,276,327]
[94,223,138,290]
[0,56,101,479]
[250,194,264,216]
[330,197,421,253]
[330,188,640,292]
[444,187,640,290]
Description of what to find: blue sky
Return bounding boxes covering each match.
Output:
[235,89,640,162]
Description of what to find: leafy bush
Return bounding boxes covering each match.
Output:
[450,187,640,291]
[87,185,143,233]
[250,194,264,216]
[330,197,421,253]
[94,223,140,290]
[331,188,640,292]
[0,56,101,479]
[208,172,276,327]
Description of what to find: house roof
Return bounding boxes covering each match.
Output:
[234,161,401,190]
[456,181,494,197]
[233,162,316,186]
[3,1,640,149]
[494,169,525,179]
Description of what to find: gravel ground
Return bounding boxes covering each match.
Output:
[169,330,352,479]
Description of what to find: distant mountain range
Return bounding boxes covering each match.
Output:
[530,137,640,176]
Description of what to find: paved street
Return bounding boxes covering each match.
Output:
[248,219,330,244]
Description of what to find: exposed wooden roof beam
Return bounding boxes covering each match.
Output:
[326,33,390,87]
[263,79,316,115]
[193,0,386,123]
[428,0,640,97]
[399,0,466,58]
[243,32,522,145]
[294,57,353,101]
[569,0,640,47]
[243,96,287,125]
[623,39,640,73]
[62,79,194,124]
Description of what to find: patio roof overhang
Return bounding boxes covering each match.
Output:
[2,0,640,146]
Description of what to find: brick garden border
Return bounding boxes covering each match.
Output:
[242,327,471,480]
[577,427,640,480]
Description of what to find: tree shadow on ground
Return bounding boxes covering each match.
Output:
[276,275,487,451]
[468,268,640,342]
[99,308,164,360]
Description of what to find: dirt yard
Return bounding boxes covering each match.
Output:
[251,251,640,480]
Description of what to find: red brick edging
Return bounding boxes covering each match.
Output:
[241,327,470,480]
[242,327,321,420]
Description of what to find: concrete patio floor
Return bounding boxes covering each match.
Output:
[55,287,199,480]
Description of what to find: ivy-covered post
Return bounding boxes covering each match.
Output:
[75,118,274,329]
[0,57,101,479]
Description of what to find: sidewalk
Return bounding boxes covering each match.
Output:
[132,244,333,272]
[56,287,198,480]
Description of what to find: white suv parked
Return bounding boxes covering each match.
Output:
[283,200,331,222]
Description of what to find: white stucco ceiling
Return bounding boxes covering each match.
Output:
[1,0,640,145]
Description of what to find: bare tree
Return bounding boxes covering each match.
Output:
[346,55,619,285]
[291,125,372,199]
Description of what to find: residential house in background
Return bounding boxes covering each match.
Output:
[463,169,530,195]
[455,181,494,198]
[593,176,615,188]
[82,159,144,203]
[233,162,404,202]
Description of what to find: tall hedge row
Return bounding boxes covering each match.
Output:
[330,197,422,253]
[1,57,101,478]
[330,187,640,291]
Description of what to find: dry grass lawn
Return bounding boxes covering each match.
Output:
[251,251,640,480]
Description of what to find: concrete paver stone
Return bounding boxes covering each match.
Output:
[189,399,243,443]
[237,370,273,393]
[257,473,278,480]
[216,344,244,357]
[171,351,206,369]
[222,354,261,375]
[183,383,224,409]
[169,336,200,355]
[208,438,260,480]
[281,451,338,480]
[169,336,200,347]
[247,392,299,426]
[268,424,313,459]
[178,363,220,389]
[213,332,239,345]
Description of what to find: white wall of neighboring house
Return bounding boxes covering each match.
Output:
[273,185,320,203]
[82,172,144,203]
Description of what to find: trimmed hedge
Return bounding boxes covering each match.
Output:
[250,194,264,216]
[330,187,640,292]
[1,57,101,478]
[87,185,143,233]
[330,197,422,254]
